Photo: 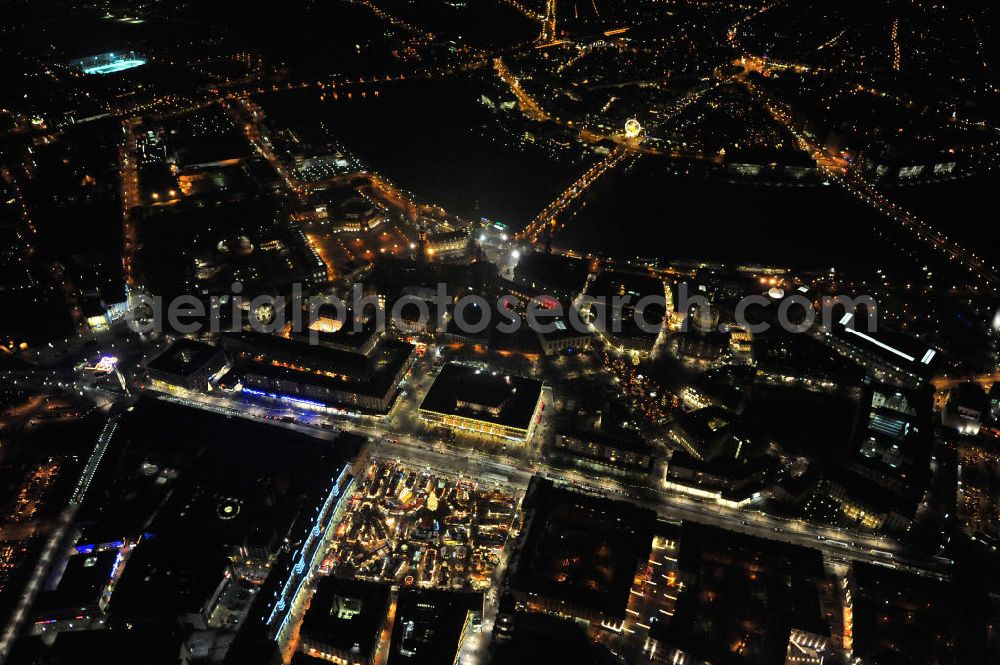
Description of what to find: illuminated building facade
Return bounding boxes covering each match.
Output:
[418,363,543,443]
[221,332,414,414]
[425,229,469,257]
[146,338,227,392]
[553,430,654,473]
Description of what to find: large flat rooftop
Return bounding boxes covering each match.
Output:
[76,399,362,625]
[654,522,828,665]
[387,590,481,665]
[301,576,390,661]
[419,363,542,432]
[222,331,413,403]
[507,476,656,620]
[849,561,993,665]
[146,338,223,378]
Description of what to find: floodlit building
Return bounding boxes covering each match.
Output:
[425,229,470,257]
[221,331,414,414]
[554,429,654,473]
[146,338,227,392]
[419,363,544,443]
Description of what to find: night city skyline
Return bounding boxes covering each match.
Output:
[1,1,999,665]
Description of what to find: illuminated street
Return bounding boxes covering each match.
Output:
[2,2,1000,665]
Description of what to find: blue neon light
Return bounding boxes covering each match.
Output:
[241,386,327,410]
[108,549,125,582]
[275,475,356,640]
[265,468,353,631]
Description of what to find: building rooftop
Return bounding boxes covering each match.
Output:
[420,363,542,432]
[831,313,939,377]
[291,309,381,355]
[34,548,118,620]
[222,332,413,403]
[11,625,185,665]
[512,251,590,300]
[654,522,828,665]
[490,613,617,665]
[535,313,592,343]
[301,576,390,661]
[110,538,230,619]
[848,380,933,491]
[387,590,482,665]
[669,406,757,462]
[76,399,361,628]
[146,338,223,378]
[558,426,653,456]
[588,269,664,302]
[507,476,656,620]
[668,448,774,486]
[850,562,993,665]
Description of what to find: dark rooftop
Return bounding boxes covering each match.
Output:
[512,251,590,299]
[420,363,542,431]
[850,562,993,665]
[35,549,118,620]
[559,425,654,457]
[507,476,656,620]
[222,331,413,402]
[670,406,756,461]
[11,624,187,665]
[387,590,481,665]
[146,338,223,378]
[588,269,664,301]
[301,576,390,661]
[654,522,828,665]
[290,308,380,355]
[109,537,230,619]
[76,399,361,628]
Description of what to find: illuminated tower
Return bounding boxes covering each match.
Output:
[417,221,428,262]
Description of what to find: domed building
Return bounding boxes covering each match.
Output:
[334,195,384,233]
